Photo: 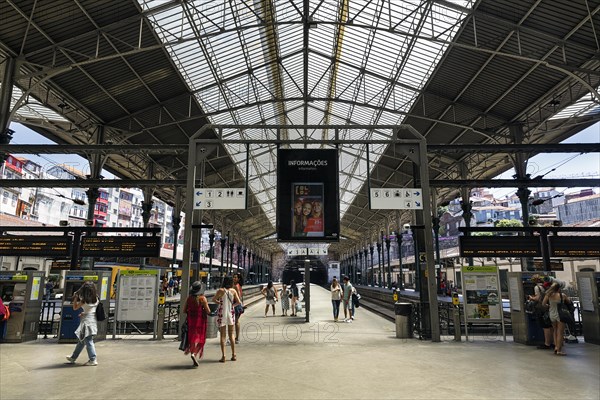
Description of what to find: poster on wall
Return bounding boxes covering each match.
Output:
[277,149,339,242]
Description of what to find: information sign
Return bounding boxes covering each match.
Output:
[0,235,72,257]
[459,236,541,257]
[286,247,328,256]
[80,236,160,257]
[370,188,423,210]
[461,266,505,340]
[115,269,159,322]
[193,188,246,210]
[549,236,599,257]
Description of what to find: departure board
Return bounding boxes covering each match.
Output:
[0,235,72,257]
[459,236,541,257]
[80,236,160,257]
[549,236,600,257]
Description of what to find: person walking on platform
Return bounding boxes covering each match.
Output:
[233,273,244,344]
[182,281,210,367]
[66,282,99,366]
[330,278,342,322]
[261,281,278,317]
[280,283,290,316]
[289,280,300,317]
[543,282,572,356]
[342,276,354,323]
[213,276,241,362]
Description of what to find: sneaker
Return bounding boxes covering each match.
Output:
[65,356,76,364]
[346,319,352,323]
[83,359,98,366]
[235,339,239,344]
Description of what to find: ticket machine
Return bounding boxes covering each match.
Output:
[58,271,111,343]
[576,271,600,344]
[507,271,555,345]
[0,270,45,343]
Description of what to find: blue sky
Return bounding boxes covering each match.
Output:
[8,121,600,198]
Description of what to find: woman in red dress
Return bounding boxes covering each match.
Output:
[182,281,210,367]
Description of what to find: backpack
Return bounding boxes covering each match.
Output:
[96,299,107,322]
[0,299,9,322]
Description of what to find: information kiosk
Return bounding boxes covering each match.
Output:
[507,271,554,345]
[0,270,45,342]
[576,271,600,344]
[58,271,111,343]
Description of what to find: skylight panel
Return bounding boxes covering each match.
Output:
[550,99,600,120]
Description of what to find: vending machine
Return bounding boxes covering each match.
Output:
[58,271,111,343]
[507,271,554,345]
[0,270,45,343]
[576,271,600,344]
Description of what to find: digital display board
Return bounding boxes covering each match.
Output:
[459,236,541,257]
[80,236,160,257]
[0,235,72,257]
[277,149,339,242]
[549,236,600,257]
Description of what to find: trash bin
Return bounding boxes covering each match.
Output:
[206,303,219,339]
[395,302,413,339]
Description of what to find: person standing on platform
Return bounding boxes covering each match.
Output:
[330,278,342,322]
[44,279,54,301]
[289,280,300,317]
[280,283,290,316]
[233,273,244,344]
[342,276,354,323]
[261,281,278,317]
[528,276,554,350]
[66,282,99,366]
[543,282,572,356]
[182,281,210,367]
[212,276,241,362]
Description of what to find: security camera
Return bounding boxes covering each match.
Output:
[403,223,411,231]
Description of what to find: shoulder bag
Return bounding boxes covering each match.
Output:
[557,292,574,325]
[96,298,107,321]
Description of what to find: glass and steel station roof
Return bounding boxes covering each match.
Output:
[1,0,599,255]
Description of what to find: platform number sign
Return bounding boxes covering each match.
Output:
[370,188,423,210]
[193,188,246,210]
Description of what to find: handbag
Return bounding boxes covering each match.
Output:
[95,299,107,321]
[234,303,244,315]
[178,320,188,352]
[557,293,574,325]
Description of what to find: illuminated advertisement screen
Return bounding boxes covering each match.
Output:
[277,149,339,242]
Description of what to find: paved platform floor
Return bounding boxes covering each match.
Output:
[1,285,599,400]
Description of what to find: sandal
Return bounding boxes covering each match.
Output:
[219,356,226,363]
[556,351,567,356]
[231,354,237,361]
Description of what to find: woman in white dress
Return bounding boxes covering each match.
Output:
[261,281,278,317]
[212,276,241,362]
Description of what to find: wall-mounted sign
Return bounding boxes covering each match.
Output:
[370,188,423,209]
[193,188,246,210]
[277,149,339,242]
